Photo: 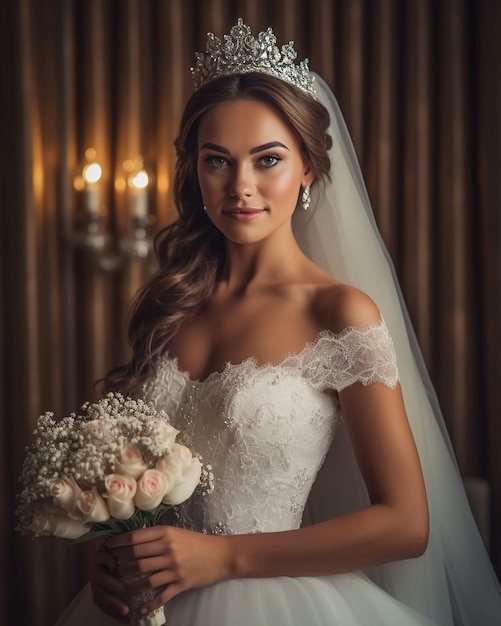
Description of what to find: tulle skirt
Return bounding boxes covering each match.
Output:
[55,571,434,625]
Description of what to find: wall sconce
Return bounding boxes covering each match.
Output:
[118,157,156,261]
[72,150,156,271]
[73,148,110,252]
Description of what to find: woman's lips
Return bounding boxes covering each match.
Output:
[222,208,266,221]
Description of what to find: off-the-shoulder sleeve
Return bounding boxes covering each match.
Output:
[299,319,399,392]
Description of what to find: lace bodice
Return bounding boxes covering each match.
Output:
[141,320,398,535]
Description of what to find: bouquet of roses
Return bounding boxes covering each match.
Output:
[16,392,213,626]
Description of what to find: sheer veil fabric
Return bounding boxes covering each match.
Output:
[55,74,500,626]
[297,74,501,625]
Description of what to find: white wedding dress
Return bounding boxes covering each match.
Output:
[56,320,435,625]
[55,69,501,626]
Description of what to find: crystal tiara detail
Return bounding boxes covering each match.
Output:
[191,18,317,99]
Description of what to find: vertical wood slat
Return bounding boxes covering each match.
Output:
[58,0,88,608]
[76,0,114,398]
[271,0,303,41]
[310,0,336,85]
[236,0,261,30]
[116,0,150,336]
[114,0,143,239]
[401,0,434,366]
[366,0,400,259]
[60,0,78,414]
[200,0,231,37]
[156,0,195,228]
[0,3,36,625]
[338,0,366,161]
[5,1,56,623]
[14,3,43,622]
[0,0,7,608]
[437,0,476,472]
[32,3,80,622]
[477,0,501,577]
[36,2,64,418]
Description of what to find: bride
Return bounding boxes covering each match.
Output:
[56,19,501,626]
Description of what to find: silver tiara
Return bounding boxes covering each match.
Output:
[191,18,317,99]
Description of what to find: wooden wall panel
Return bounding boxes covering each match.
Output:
[1,1,499,622]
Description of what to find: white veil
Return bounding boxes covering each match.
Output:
[297,74,501,625]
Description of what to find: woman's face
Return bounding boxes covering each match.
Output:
[196,98,314,245]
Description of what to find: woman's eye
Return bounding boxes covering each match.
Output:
[258,155,281,167]
[205,156,229,168]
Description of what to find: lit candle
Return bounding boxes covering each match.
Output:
[129,169,149,219]
[82,161,102,217]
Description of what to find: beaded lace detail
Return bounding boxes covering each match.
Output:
[141,320,398,536]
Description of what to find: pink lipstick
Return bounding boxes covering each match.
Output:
[222,208,265,222]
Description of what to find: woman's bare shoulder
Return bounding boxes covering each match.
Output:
[311,281,382,335]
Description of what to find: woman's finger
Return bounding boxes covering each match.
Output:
[122,567,179,596]
[91,583,130,623]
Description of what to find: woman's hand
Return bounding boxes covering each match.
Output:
[106,525,232,615]
[90,543,130,623]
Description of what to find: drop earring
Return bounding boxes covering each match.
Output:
[301,185,311,211]
[203,205,207,212]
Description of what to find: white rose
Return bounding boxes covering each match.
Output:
[151,417,179,449]
[103,474,137,520]
[30,510,89,539]
[156,443,191,480]
[74,488,110,523]
[50,476,82,518]
[134,469,172,511]
[158,443,202,506]
[115,444,148,479]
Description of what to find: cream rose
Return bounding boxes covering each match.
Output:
[50,476,82,518]
[30,509,89,539]
[114,443,148,479]
[156,443,191,480]
[158,443,202,506]
[103,474,137,520]
[74,488,110,523]
[151,417,179,449]
[134,469,171,510]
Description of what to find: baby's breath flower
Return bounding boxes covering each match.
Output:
[16,392,189,533]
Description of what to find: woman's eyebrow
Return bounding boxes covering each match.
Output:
[199,141,290,154]
[250,141,289,154]
[199,142,230,153]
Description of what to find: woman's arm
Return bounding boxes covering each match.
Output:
[227,380,429,579]
[93,288,428,618]
[97,379,427,620]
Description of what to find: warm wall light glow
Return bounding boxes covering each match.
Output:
[82,162,103,184]
[71,150,157,268]
[121,158,152,220]
[130,170,149,190]
[74,148,104,216]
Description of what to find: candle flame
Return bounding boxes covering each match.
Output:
[130,170,149,190]
[82,162,103,184]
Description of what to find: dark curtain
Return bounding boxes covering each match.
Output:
[1,1,499,624]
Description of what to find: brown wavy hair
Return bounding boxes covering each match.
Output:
[102,73,332,393]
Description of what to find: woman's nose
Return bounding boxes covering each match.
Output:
[229,164,255,198]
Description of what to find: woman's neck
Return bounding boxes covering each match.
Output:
[220,226,307,292]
